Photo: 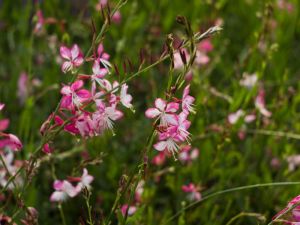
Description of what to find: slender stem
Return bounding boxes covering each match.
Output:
[123,173,142,224]
[162,182,300,225]
[84,190,94,225]
[225,212,265,225]
[105,24,220,224]
[85,0,127,57]
[58,204,67,225]
[247,129,300,140]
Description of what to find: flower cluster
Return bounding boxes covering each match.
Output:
[145,85,195,157]
[41,43,133,144]
[50,168,93,202]
[152,145,199,166]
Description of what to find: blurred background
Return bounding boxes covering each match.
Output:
[0,0,300,224]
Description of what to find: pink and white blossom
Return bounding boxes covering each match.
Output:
[182,183,201,201]
[50,168,93,202]
[239,72,257,89]
[0,134,23,152]
[120,84,133,109]
[255,89,272,118]
[182,85,195,114]
[60,44,84,73]
[95,44,111,71]
[60,80,91,110]
[145,98,178,126]
[50,180,79,202]
[76,168,94,190]
[121,204,137,217]
[178,145,199,164]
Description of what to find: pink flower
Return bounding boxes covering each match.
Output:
[182,183,201,201]
[174,49,189,70]
[255,89,272,117]
[33,10,44,33]
[239,73,257,89]
[91,60,108,94]
[60,80,91,110]
[178,145,199,163]
[286,155,300,172]
[120,84,133,109]
[0,103,5,111]
[154,126,180,155]
[0,119,9,132]
[60,44,84,73]
[152,152,168,166]
[76,168,94,190]
[195,51,210,65]
[228,110,256,125]
[172,112,191,142]
[145,98,178,126]
[121,204,137,217]
[277,0,294,12]
[50,180,79,202]
[42,143,53,154]
[135,180,144,203]
[198,39,214,53]
[244,114,256,123]
[228,110,245,124]
[95,44,111,71]
[112,10,122,24]
[50,169,93,202]
[0,134,22,151]
[182,85,195,114]
[17,72,29,104]
[273,195,300,224]
[75,113,95,138]
[92,100,123,133]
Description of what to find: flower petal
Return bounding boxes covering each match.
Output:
[61,61,72,73]
[166,102,179,113]
[60,46,71,60]
[145,108,160,118]
[71,80,84,91]
[154,98,166,111]
[71,44,80,59]
[76,89,91,100]
[153,141,167,151]
[0,119,9,131]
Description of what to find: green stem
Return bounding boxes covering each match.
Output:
[247,129,300,140]
[85,0,127,58]
[85,190,94,225]
[162,182,300,225]
[225,212,265,225]
[58,204,67,225]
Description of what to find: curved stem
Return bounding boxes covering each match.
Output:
[162,182,300,225]
[225,212,265,225]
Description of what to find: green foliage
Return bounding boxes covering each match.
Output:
[1,0,300,224]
